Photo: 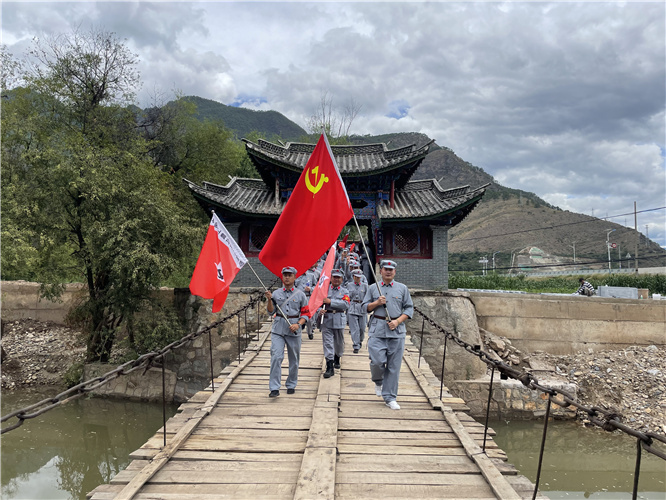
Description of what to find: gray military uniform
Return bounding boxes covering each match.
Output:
[269,287,308,392]
[295,273,316,337]
[363,281,414,403]
[347,281,369,350]
[321,285,350,360]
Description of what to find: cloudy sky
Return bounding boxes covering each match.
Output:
[3,1,665,246]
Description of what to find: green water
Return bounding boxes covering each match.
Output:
[1,388,179,500]
[489,419,666,499]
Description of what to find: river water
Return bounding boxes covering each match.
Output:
[489,419,666,499]
[1,388,179,500]
[2,388,664,500]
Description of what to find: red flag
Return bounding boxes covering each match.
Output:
[349,243,356,253]
[259,134,354,277]
[190,214,248,313]
[306,244,336,318]
[338,234,349,249]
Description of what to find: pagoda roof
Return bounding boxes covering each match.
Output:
[243,138,434,190]
[183,177,488,226]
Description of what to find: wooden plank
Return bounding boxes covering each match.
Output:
[334,483,496,499]
[336,471,490,485]
[441,409,521,500]
[336,454,476,472]
[111,469,300,485]
[293,358,339,500]
[90,482,295,499]
[337,444,468,456]
[338,417,451,432]
[111,331,272,500]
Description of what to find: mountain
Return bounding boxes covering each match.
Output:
[178,98,664,270]
[182,96,307,141]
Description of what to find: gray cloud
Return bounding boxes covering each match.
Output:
[3,1,664,245]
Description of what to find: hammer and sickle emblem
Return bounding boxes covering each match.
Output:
[305,166,329,196]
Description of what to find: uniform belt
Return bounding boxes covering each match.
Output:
[286,315,300,318]
[352,300,362,303]
[325,309,344,313]
[373,314,387,320]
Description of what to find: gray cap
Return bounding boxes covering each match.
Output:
[352,269,364,277]
[380,259,397,270]
[331,268,344,277]
[281,266,297,275]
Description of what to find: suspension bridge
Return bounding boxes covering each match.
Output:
[86,322,544,500]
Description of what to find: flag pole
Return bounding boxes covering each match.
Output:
[245,259,293,325]
[209,210,292,325]
[351,212,392,322]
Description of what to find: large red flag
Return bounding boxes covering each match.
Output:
[306,244,336,318]
[190,214,248,313]
[259,133,354,277]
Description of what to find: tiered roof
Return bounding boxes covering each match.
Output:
[184,177,488,226]
[243,139,435,191]
[184,137,487,227]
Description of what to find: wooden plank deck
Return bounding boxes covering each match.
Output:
[87,322,546,500]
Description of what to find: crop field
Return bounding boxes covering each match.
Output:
[448,273,666,295]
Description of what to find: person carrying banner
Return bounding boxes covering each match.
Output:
[363,260,413,410]
[347,269,369,353]
[265,266,308,397]
[321,269,350,378]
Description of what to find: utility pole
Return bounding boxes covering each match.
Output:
[645,225,649,247]
[570,242,577,272]
[606,229,616,273]
[618,243,621,269]
[634,202,638,273]
[492,251,500,273]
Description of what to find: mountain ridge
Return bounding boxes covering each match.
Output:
[183,96,664,269]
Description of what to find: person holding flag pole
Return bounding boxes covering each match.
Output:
[258,132,355,379]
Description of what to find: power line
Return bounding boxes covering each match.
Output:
[450,254,666,273]
[450,206,666,244]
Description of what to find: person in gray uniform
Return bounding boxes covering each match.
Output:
[347,269,369,353]
[320,268,350,378]
[295,267,316,340]
[344,260,367,287]
[363,260,413,410]
[265,266,308,397]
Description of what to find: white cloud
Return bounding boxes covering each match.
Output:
[3,1,664,246]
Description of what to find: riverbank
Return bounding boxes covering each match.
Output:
[1,319,86,390]
[2,319,665,435]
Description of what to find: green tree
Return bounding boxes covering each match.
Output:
[1,29,200,361]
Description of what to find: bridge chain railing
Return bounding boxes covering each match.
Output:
[412,305,665,500]
[1,283,276,435]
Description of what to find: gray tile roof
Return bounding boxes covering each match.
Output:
[243,139,434,176]
[184,177,488,223]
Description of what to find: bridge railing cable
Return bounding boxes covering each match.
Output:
[412,305,665,500]
[1,284,275,435]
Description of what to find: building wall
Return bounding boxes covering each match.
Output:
[469,292,666,354]
[391,226,449,290]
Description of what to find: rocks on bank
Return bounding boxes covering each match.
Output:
[1,319,86,390]
[481,329,666,435]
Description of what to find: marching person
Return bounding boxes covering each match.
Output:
[347,269,369,353]
[363,260,413,410]
[320,269,350,378]
[295,265,317,340]
[265,266,308,397]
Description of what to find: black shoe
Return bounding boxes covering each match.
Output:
[287,388,295,394]
[308,333,314,340]
[269,390,280,397]
[323,359,334,378]
[353,348,359,354]
[333,355,340,369]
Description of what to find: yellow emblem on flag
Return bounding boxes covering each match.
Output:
[305,165,329,196]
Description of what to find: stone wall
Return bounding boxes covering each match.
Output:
[469,292,666,355]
